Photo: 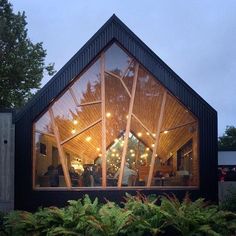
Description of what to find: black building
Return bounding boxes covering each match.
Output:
[14,15,217,210]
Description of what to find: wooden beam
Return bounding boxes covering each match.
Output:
[161,121,197,133]
[147,90,167,187]
[101,52,106,188]
[105,71,131,98]
[70,86,101,108]
[79,100,102,107]
[35,129,55,138]
[60,118,102,145]
[192,125,199,186]
[69,87,79,107]
[49,108,72,188]
[118,63,139,188]
[131,113,156,140]
[121,59,134,80]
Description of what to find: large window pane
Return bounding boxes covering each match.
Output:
[33,42,199,189]
[105,43,132,77]
[71,59,101,104]
[62,122,102,187]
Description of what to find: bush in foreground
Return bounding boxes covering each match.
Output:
[1,193,236,236]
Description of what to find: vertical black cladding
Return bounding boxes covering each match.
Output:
[14,15,218,210]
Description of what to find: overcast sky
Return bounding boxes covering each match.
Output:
[11,0,236,136]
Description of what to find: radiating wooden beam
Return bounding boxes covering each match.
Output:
[35,129,55,138]
[118,63,139,188]
[131,113,156,140]
[101,52,106,188]
[160,121,197,133]
[69,87,79,107]
[79,100,102,107]
[147,91,167,187]
[105,71,131,98]
[70,86,102,108]
[60,118,102,145]
[49,108,72,188]
[121,59,134,80]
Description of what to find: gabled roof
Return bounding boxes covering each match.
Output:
[15,14,216,122]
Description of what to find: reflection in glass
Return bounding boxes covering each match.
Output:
[33,42,199,189]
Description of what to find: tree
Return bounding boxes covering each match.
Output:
[218,126,236,149]
[0,0,55,108]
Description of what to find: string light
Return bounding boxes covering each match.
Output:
[85,136,92,142]
[71,129,76,134]
[106,112,111,118]
[73,119,78,125]
[151,143,155,147]
[164,130,169,134]
[131,153,135,157]
[137,132,142,137]
[96,147,100,151]
[146,147,150,151]
[146,132,150,136]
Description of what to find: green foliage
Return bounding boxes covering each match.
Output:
[160,194,236,236]
[1,194,236,236]
[0,0,56,108]
[218,125,236,149]
[220,187,236,212]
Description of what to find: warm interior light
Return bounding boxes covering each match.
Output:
[153,133,156,137]
[146,147,150,151]
[73,119,78,125]
[112,149,116,152]
[164,130,169,134]
[151,143,155,147]
[85,136,92,142]
[130,149,134,153]
[96,147,100,151]
[137,132,142,137]
[116,153,119,157]
[98,153,102,157]
[126,115,129,119]
[71,129,76,134]
[106,112,111,118]
[112,153,115,157]
[131,153,135,157]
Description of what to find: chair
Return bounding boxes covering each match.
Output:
[128,175,137,186]
[59,175,66,187]
[39,176,50,187]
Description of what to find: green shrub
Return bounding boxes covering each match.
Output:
[1,194,236,236]
[220,187,236,212]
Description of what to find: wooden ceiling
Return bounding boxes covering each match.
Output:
[34,43,198,164]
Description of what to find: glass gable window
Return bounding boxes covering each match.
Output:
[33,43,199,189]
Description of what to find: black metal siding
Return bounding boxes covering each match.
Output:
[14,15,218,210]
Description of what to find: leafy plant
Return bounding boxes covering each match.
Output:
[2,193,236,236]
[220,187,236,212]
[160,194,236,236]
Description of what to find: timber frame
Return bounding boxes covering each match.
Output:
[14,15,218,210]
